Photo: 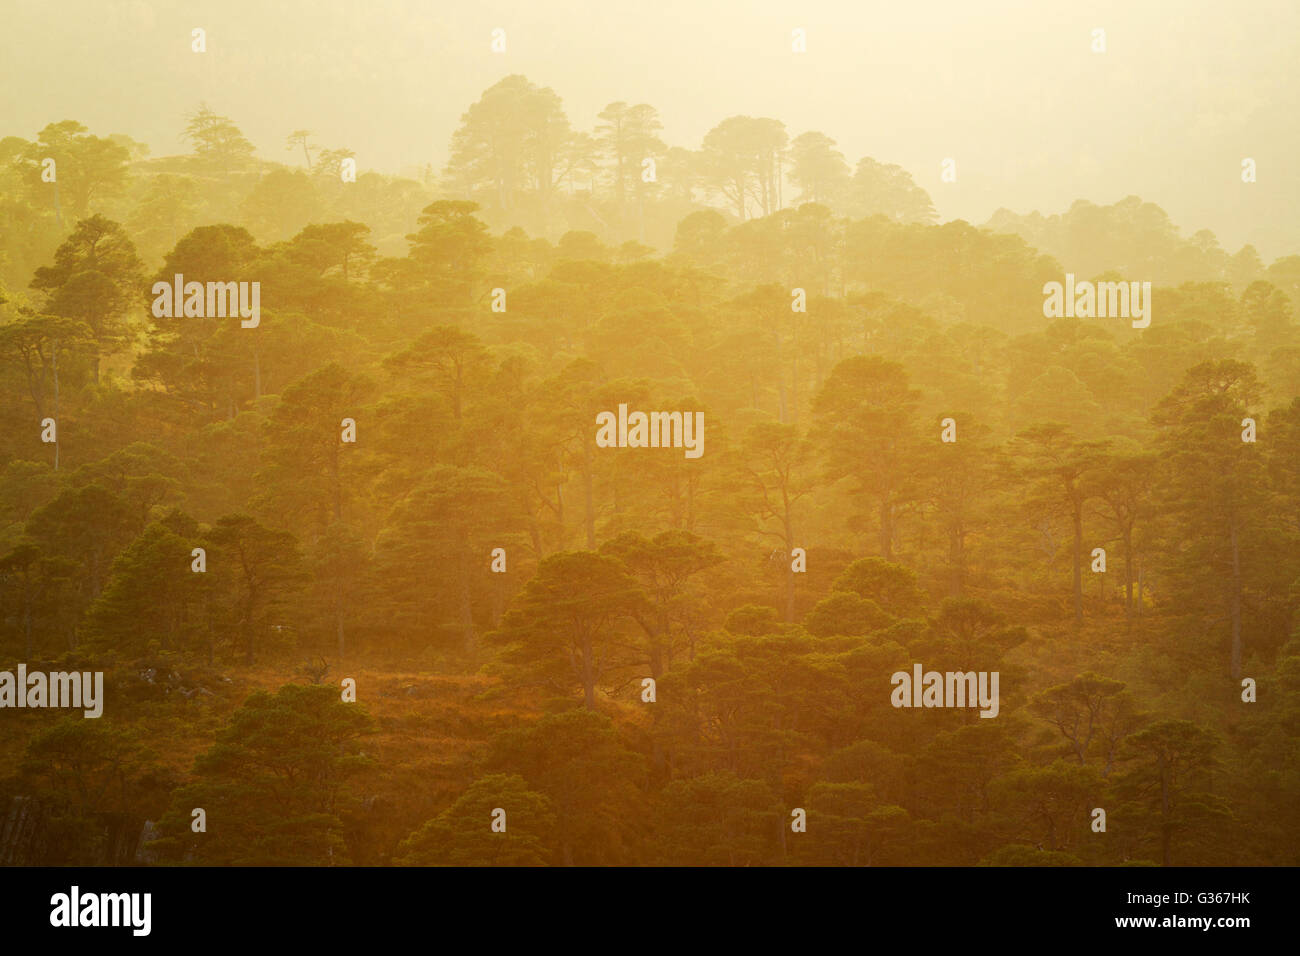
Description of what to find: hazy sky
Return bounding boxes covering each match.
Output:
[4,0,1297,257]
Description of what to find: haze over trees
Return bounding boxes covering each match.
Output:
[0,82,1298,868]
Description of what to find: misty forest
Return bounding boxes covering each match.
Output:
[1,74,1299,867]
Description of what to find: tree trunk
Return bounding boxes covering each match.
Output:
[459,556,475,658]
[52,346,59,471]
[1072,503,1084,624]
[949,528,964,597]
[335,598,345,662]
[1122,526,1134,619]
[490,572,504,628]
[1137,563,1144,618]
[1159,753,1172,866]
[879,498,893,560]
[581,633,596,710]
[331,449,342,522]
[783,504,796,623]
[1229,518,1243,680]
[583,433,596,549]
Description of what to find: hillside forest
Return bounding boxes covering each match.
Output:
[1,76,1298,867]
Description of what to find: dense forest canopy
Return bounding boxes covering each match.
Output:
[1,79,1298,867]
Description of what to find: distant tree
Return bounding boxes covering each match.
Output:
[240,168,320,242]
[312,146,356,182]
[1152,360,1270,677]
[788,131,851,207]
[813,355,924,559]
[374,465,515,656]
[830,557,927,617]
[1114,719,1229,865]
[1014,423,1111,624]
[18,121,131,223]
[804,591,891,636]
[1031,673,1145,775]
[652,771,780,865]
[724,604,781,636]
[445,75,572,212]
[184,105,256,173]
[1086,451,1159,618]
[924,420,1004,596]
[0,540,74,658]
[483,710,645,865]
[672,209,728,267]
[155,683,373,865]
[85,511,210,658]
[699,116,788,220]
[134,224,264,416]
[845,157,936,224]
[0,311,91,420]
[127,174,201,254]
[25,484,137,645]
[802,782,911,865]
[257,363,372,533]
[404,200,493,306]
[20,718,164,865]
[395,774,555,866]
[284,221,376,282]
[205,513,305,664]
[285,129,316,170]
[595,101,665,237]
[914,597,1027,675]
[29,215,144,382]
[737,421,817,621]
[600,529,723,676]
[492,551,645,709]
[383,325,489,424]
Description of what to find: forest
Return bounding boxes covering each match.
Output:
[1,74,1298,867]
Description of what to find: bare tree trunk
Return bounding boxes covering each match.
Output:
[790,324,799,427]
[583,433,596,549]
[1122,526,1134,619]
[774,323,788,424]
[781,485,797,621]
[1072,504,1084,624]
[1229,518,1243,679]
[52,346,59,471]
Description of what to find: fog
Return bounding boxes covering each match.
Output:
[4,0,1296,253]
